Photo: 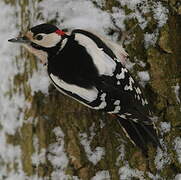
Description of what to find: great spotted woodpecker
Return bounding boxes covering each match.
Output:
[8,23,160,154]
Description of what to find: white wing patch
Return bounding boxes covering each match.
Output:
[104,40,128,66]
[50,74,98,102]
[94,93,107,110]
[75,34,116,76]
[135,87,142,94]
[84,30,128,66]
[108,100,121,113]
[124,77,134,91]
[116,68,128,79]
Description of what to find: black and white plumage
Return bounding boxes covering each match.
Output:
[8,23,160,154]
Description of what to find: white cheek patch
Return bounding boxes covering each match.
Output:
[23,44,48,64]
[33,33,61,48]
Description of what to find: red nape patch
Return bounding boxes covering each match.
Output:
[55,29,65,36]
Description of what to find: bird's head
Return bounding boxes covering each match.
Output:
[8,23,67,64]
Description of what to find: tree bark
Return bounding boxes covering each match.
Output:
[2,0,181,179]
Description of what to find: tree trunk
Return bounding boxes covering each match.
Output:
[0,0,181,179]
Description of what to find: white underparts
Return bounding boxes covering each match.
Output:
[23,44,48,65]
[50,74,98,102]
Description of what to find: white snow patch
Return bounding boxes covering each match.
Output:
[46,127,79,179]
[138,71,150,87]
[31,148,46,166]
[138,71,150,82]
[79,123,105,165]
[0,132,24,180]
[119,163,145,180]
[91,170,110,180]
[79,132,105,165]
[160,122,171,135]
[28,64,49,95]
[137,60,146,68]
[116,144,125,166]
[117,0,142,11]
[39,0,113,35]
[111,7,126,30]
[0,1,26,135]
[173,83,180,104]
[48,127,68,169]
[93,0,106,8]
[0,93,26,135]
[27,175,45,180]
[175,174,181,180]
[154,145,170,170]
[47,127,80,179]
[1,172,27,180]
[0,2,28,179]
[117,0,150,23]
[147,172,161,180]
[31,135,46,166]
[144,31,158,48]
[129,10,148,29]
[174,137,181,164]
[152,2,169,28]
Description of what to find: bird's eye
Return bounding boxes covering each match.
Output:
[35,35,43,40]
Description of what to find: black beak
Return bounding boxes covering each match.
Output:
[8,37,30,44]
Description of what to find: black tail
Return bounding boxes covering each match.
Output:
[117,117,160,155]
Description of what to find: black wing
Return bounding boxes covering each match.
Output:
[72,29,151,121]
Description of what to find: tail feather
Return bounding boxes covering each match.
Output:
[117,117,160,155]
[139,123,161,148]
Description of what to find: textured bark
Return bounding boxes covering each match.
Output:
[4,0,181,179]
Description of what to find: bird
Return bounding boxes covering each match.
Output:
[8,23,160,154]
